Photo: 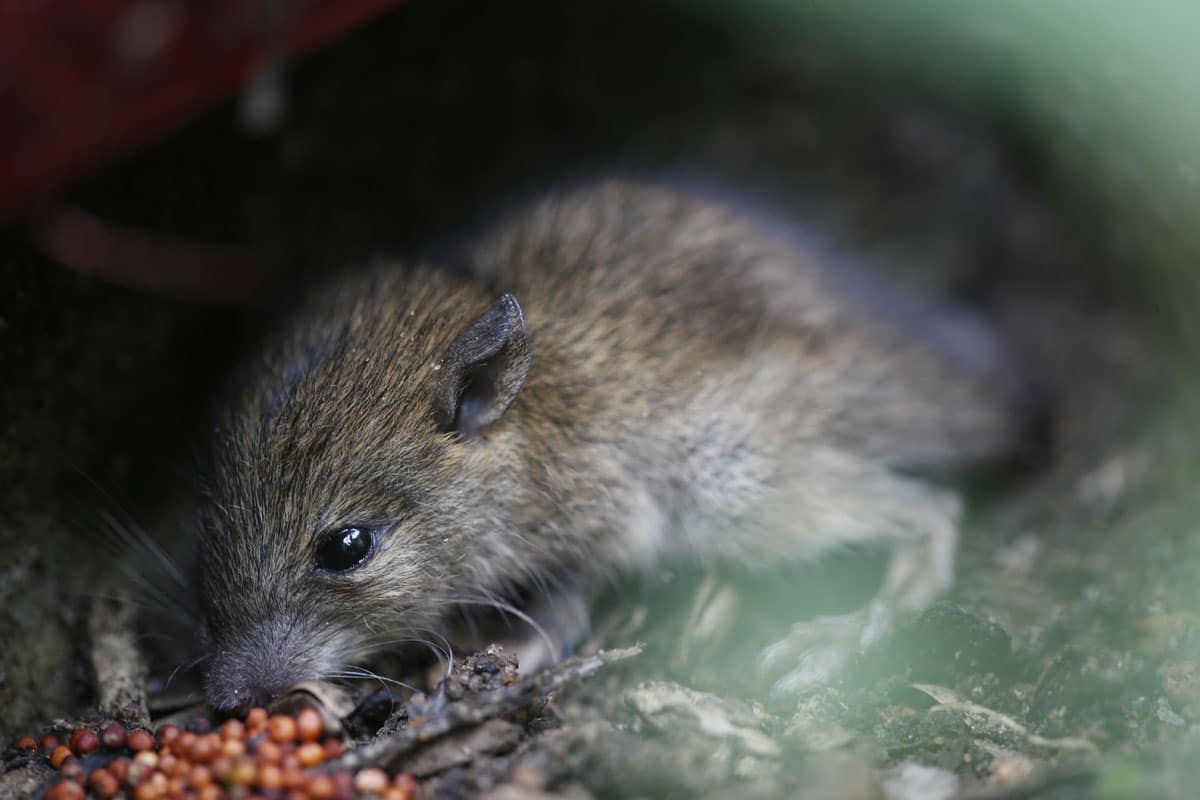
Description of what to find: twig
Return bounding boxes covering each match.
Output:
[87,593,150,728]
[322,645,643,773]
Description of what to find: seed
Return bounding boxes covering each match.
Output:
[307,775,336,800]
[69,730,100,756]
[14,735,38,752]
[228,756,258,786]
[98,722,127,750]
[50,745,74,769]
[189,735,217,764]
[266,715,296,743]
[322,739,344,760]
[126,762,150,787]
[258,764,284,790]
[89,769,120,799]
[255,740,283,764]
[210,755,233,780]
[221,737,246,758]
[133,750,159,769]
[280,753,301,772]
[187,765,213,789]
[134,780,162,800]
[354,768,389,795]
[173,732,197,758]
[128,729,156,752]
[168,757,191,779]
[198,786,223,800]
[59,758,85,783]
[295,709,323,742]
[285,766,308,790]
[72,732,100,757]
[109,758,131,785]
[219,719,245,741]
[392,774,418,792]
[166,777,187,799]
[157,725,182,749]
[245,708,269,730]
[40,735,61,752]
[295,742,324,768]
[381,789,412,800]
[44,780,85,800]
[150,772,170,794]
[67,730,89,751]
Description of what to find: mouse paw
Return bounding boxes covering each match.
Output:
[761,602,896,696]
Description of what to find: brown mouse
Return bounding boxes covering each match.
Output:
[196,178,1039,710]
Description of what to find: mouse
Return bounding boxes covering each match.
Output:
[194,178,1042,711]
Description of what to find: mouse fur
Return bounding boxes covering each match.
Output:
[197,178,1039,710]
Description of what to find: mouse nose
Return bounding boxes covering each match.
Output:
[206,669,292,713]
[204,644,302,712]
[249,687,279,710]
[203,614,336,712]
[227,688,277,716]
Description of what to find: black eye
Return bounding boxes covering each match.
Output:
[315,527,375,572]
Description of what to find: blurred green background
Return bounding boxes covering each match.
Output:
[689,0,1200,341]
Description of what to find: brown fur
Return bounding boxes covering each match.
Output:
[198,180,1035,709]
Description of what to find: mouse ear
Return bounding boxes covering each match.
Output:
[432,293,532,437]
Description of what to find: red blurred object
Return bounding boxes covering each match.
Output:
[33,204,269,305]
[0,0,404,224]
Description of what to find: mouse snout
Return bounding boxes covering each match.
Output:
[202,615,343,712]
[207,665,295,713]
[204,645,305,712]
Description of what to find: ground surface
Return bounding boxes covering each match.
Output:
[3,1,1200,798]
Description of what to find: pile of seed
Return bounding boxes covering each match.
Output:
[11,709,418,800]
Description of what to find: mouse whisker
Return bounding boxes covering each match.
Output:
[118,563,197,625]
[97,509,189,591]
[356,631,455,678]
[327,667,420,695]
[163,653,210,692]
[410,627,456,677]
[451,595,557,660]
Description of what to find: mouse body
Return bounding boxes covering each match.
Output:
[197,179,1037,710]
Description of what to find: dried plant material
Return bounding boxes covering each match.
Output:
[325,645,642,774]
[626,681,780,757]
[399,719,522,777]
[87,594,150,728]
[910,684,1100,755]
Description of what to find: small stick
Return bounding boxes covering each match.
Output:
[323,645,643,773]
[87,594,151,728]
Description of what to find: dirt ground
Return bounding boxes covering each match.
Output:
[4,1,1200,798]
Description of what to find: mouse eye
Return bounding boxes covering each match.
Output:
[315,527,376,572]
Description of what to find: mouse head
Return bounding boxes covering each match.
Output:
[196,270,532,711]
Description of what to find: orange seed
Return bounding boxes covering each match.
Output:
[266,715,297,743]
[354,768,389,795]
[128,730,155,752]
[49,745,73,769]
[296,742,324,768]
[295,709,323,742]
[44,780,85,800]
